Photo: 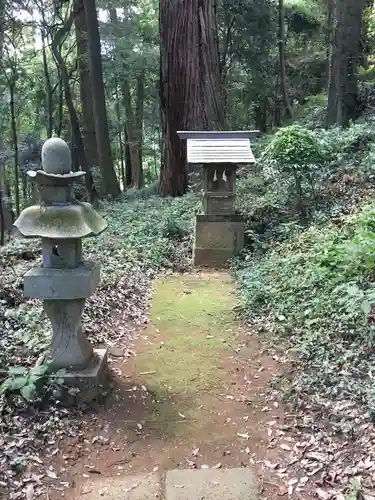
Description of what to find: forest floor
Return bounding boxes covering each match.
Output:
[42,271,315,500]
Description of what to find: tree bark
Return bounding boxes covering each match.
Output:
[326,0,367,127]
[135,71,145,188]
[122,79,144,189]
[41,30,53,138]
[278,0,293,118]
[9,78,20,216]
[82,0,120,197]
[51,9,96,202]
[159,0,226,197]
[124,126,132,187]
[74,0,98,168]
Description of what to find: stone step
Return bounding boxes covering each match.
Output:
[76,467,258,499]
[165,468,258,500]
[76,473,161,499]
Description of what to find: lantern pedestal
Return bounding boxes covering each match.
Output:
[193,214,245,268]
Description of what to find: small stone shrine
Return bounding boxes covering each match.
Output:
[178,131,257,267]
[13,137,108,397]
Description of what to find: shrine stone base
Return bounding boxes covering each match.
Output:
[193,214,245,268]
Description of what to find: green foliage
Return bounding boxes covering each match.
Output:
[0,364,64,401]
[92,192,199,274]
[234,203,375,416]
[262,125,323,221]
[263,125,323,171]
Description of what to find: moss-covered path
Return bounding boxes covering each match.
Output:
[52,272,303,500]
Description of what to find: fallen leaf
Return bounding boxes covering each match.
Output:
[25,484,34,500]
[46,470,57,479]
[237,433,250,439]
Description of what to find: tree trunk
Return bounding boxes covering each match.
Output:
[278,0,293,118]
[74,0,98,168]
[325,0,334,90]
[159,0,226,197]
[326,0,367,127]
[109,7,144,189]
[9,79,20,216]
[124,126,132,187]
[122,79,144,189]
[135,71,145,188]
[42,30,53,138]
[51,10,96,202]
[56,73,63,136]
[82,0,120,198]
[114,84,125,190]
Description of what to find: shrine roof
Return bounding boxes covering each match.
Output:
[177,131,258,165]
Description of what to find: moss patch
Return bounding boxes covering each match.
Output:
[135,273,239,436]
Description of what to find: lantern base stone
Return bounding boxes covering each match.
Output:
[193,215,244,268]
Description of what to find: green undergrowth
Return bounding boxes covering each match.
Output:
[87,191,199,279]
[233,107,375,421]
[135,274,238,436]
[234,203,375,417]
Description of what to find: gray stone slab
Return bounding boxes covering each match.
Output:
[77,472,161,499]
[165,468,259,500]
[24,261,100,299]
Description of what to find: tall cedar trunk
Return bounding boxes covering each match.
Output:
[56,74,63,136]
[325,0,334,91]
[9,78,20,216]
[74,0,98,168]
[41,30,53,137]
[124,126,132,187]
[326,0,366,127]
[109,7,144,188]
[278,0,293,118]
[159,0,226,197]
[108,8,125,190]
[122,79,144,188]
[82,0,120,197]
[0,0,5,244]
[135,71,145,188]
[114,84,125,190]
[51,10,96,202]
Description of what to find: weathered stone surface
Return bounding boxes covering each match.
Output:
[195,219,245,249]
[203,194,235,215]
[43,299,92,370]
[165,468,259,500]
[63,348,108,379]
[193,247,234,268]
[41,137,72,174]
[24,262,100,300]
[193,218,245,267]
[76,473,162,499]
[14,203,107,239]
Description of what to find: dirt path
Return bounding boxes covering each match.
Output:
[47,272,312,499]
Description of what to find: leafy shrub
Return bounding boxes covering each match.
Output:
[262,125,323,222]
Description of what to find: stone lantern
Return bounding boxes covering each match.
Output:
[178,131,257,267]
[13,137,108,393]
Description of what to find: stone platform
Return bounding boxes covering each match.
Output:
[77,467,258,499]
[193,214,245,268]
